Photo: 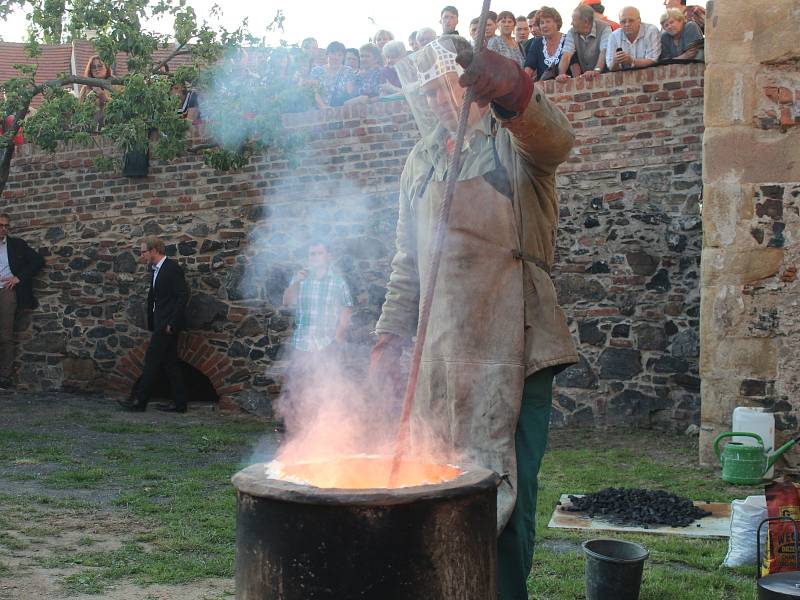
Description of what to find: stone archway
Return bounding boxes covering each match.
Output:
[107,332,240,410]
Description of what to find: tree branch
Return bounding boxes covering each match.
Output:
[153,42,190,73]
[31,74,124,97]
[187,143,219,153]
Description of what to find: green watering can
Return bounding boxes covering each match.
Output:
[714,432,800,485]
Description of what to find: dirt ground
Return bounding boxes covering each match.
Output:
[0,391,279,599]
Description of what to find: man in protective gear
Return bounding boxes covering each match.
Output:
[371,36,578,599]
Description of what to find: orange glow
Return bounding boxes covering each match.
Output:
[269,455,462,489]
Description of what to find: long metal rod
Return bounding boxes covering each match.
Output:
[389,0,492,486]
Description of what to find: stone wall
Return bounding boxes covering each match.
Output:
[699,0,800,463]
[2,63,705,429]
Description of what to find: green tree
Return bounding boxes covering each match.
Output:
[0,0,301,195]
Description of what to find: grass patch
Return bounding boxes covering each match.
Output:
[0,560,10,576]
[78,536,96,546]
[0,430,73,465]
[527,430,759,599]
[62,570,107,595]
[0,531,27,550]
[88,422,158,434]
[44,466,110,489]
[0,493,101,510]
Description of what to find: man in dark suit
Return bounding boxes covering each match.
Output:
[0,212,44,389]
[119,235,189,412]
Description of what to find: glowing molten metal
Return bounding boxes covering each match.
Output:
[267,455,462,489]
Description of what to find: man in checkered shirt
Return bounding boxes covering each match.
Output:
[283,240,353,353]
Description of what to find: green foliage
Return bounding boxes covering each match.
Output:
[22,86,97,151]
[29,0,66,44]
[103,71,189,156]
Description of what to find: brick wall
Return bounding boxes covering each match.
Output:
[2,63,705,428]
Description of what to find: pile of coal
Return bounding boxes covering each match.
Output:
[564,487,712,528]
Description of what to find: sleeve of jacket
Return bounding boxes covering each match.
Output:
[13,238,45,281]
[170,262,189,330]
[374,160,420,339]
[491,84,575,177]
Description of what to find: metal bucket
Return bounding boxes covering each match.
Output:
[232,458,499,600]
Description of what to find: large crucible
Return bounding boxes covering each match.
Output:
[232,456,499,599]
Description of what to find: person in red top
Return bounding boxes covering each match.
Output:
[0,116,23,146]
[581,0,620,30]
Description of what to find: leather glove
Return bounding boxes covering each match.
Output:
[455,47,534,113]
[368,333,405,384]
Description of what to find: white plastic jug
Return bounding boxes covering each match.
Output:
[733,407,776,478]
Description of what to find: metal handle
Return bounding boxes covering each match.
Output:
[757,516,800,580]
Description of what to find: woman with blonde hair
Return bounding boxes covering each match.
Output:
[659,8,703,61]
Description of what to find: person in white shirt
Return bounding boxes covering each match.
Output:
[606,6,661,71]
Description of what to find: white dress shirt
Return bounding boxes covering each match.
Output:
[151,256,166,312]
[151,256,166,288]
[606,23,661,69]
[0,239,11,288]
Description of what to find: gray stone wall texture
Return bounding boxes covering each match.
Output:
[2,63,705,428]
[699,0,800,463]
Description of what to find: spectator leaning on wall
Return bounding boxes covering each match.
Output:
[606,6,661,71]
[0,213,44,390]
[557,3,611,80]
[664,0,705,32]
[659,8,704,62]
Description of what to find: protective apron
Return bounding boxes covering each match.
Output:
[411,139,526,532]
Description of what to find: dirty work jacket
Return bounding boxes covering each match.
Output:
[375,88,579,531]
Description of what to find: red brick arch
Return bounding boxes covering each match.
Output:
[107,332,240,410]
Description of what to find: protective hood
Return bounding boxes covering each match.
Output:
[395,36,483,155]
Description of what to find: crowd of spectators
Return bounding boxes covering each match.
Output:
[74,0,706,124]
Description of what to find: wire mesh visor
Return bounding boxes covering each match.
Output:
[395,37,481,140]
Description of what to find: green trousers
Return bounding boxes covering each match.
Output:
[497,367,554,600]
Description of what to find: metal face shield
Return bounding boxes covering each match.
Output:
[396,37,483,146]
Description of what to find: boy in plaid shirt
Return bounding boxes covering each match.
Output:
[283,241,353,351]
[281,241,353,425]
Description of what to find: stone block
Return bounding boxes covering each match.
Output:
[706,2,800,66]
[699,378,740,425]
[62,357,96,382]
[598,347,642,380]
[700,336,779,379]
[703,64,758,128]
[555,354,598,389]
[701,247,784,286]
[703,128,800,185]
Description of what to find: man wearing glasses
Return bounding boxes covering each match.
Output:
[0,213,44,390]
[606,6,661,71]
